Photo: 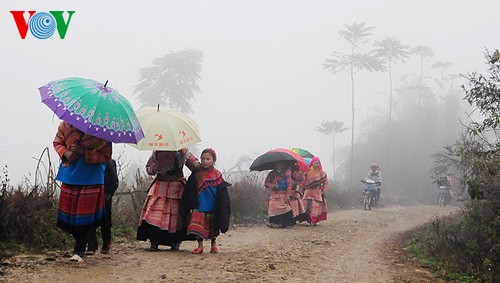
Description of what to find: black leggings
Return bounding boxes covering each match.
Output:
[71,231,88,257]
[87,199,112,250]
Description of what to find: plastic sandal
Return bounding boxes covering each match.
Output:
[210,247,218,254]
[84,250,96,256]
[192,247,203,254]
[69,254,83,263]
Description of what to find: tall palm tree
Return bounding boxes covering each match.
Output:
[410,45,434,105]
[133,48,204,113]
[411,45,434,84]
[315,120,348,180]
[373,37,410,168]
[323,22,385,184]
[431,61,453,98]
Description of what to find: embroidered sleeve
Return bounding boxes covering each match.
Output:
[184,150,200,171]
[53,123,68,159]
[84,141,112,164]
[293,171,305,183]
[285,169,293,196]
[285,170,293,191]
[321,172,328,193]
[264,172,276,189]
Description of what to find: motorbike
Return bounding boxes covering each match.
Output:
[361,179,378,210]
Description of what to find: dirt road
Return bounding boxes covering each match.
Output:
[1,205,457,282]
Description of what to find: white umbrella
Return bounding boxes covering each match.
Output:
[132,105,201,150]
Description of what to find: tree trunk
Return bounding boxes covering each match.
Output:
[388,61,393,170]
[419,56,423,105]
[332,134,336,180]
[350,71,355,185]
[440,68,444,98]
[420,56,424,83]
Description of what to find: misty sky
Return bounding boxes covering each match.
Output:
[1,0,498,184]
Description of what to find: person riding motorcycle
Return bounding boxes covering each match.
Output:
[437,175,453,204]
[366,162,382,203]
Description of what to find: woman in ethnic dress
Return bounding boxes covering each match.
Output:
[290,164,308,223]
[303,157,328,225]
[264,161,295,228]
[53,121,112,262]
[137,148,199,251]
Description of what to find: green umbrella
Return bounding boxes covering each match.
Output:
[39,77,144,143]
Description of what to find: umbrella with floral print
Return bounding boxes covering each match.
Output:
[39,77,144,143]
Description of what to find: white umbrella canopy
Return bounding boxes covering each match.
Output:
[132,105,201,150]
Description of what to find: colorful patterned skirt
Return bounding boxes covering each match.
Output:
[267,191,294,227]
[289,191,307,222]
[137,180,189,245]
[57,183,106,234]
[187,210,219,240]
[305,197,328,224]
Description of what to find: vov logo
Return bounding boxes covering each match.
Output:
[10,11,75,39]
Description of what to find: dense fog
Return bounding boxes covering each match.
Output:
[0,1,498,202]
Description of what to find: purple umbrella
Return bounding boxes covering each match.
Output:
[39,77,144,144]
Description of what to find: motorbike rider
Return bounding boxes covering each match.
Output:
[437,174,453,203]
[366,162,382,203]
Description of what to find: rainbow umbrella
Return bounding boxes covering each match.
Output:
[289,148,314,158]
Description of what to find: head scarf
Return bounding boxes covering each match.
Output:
[309,156,323,171]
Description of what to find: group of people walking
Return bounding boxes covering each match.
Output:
[265,156,329,228]
[52,121,230,262]
[52,120,331,263]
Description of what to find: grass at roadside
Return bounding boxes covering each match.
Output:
[406,210,495,283]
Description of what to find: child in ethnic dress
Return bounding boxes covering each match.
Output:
[186,148,231,254]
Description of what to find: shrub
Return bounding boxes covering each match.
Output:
[227,173,268,224]
[325,181,358,209]
[0,186,71,257]
[409,202,499,282]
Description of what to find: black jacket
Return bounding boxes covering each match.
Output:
[104,159,119,201]
[182,171,231,233]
